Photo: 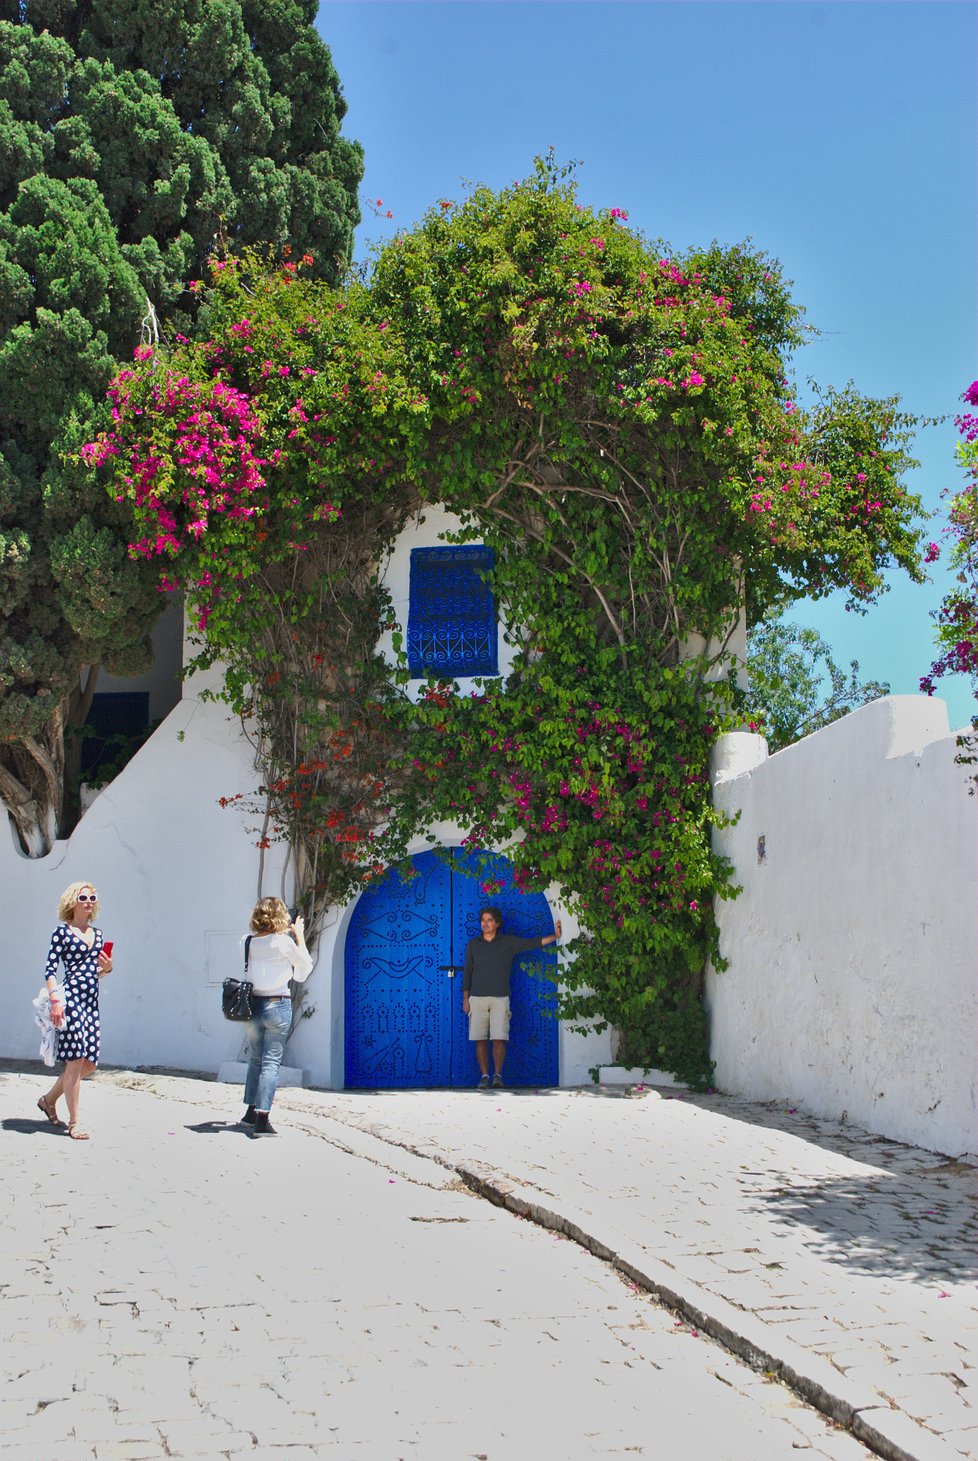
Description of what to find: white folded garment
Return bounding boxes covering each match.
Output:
[33,985,64,1067]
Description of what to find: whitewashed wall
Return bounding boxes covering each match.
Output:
[707,697,978,1158]
[2,677,289,1081]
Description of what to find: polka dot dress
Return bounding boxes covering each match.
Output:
[44,924,103,1065]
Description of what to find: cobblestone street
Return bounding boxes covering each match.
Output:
[0,1068,895,1461]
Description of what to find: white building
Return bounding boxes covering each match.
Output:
[4,509,611,1093]
[4,509,975,1156]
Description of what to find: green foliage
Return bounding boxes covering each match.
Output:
[0,2,363,852]
[396,665,729,1088]
[68,715,160,795]
[923,383,978,696]
[87,158,926,1079]
[922,381,978,787]
[744,611,890,752]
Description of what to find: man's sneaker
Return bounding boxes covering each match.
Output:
[492,1074,504,1088]
[250,1113,277,1137]
[241,1105,257,1126]
[478,1075,491,1090]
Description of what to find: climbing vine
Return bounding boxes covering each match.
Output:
[921,382,978,696]
[920,381,978,791]
[85,158,926,1083]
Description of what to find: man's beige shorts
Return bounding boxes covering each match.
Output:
[467,995,511,1041]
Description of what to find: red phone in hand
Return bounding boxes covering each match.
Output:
[102,941,113,957]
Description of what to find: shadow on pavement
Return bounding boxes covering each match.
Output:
[330,1085,632,1099]
[747,1169,978,1285]
[184,1120,251,1136]
[673,1089,965,1168]
[642,1091,978,1285]
[2,1117,66,1137]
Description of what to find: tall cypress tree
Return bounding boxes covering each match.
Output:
[0,1,363,852]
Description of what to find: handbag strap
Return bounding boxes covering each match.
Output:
[244,935,253,973]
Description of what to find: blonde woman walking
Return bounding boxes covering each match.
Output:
[37,882,113,1140]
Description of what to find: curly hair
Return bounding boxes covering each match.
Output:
[58,882,100,923]
[250,896,290,935]
[478,906,504,930]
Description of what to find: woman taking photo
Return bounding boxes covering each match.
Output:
[241,897,312,1137]
[37,881,113,1140]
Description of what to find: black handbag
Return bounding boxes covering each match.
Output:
[222,936,254,1021]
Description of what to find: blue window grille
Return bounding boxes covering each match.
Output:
[407,546,498,678]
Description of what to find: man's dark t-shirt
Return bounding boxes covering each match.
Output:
[463,934,546,998]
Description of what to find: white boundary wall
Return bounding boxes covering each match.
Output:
[707,697,978,1158]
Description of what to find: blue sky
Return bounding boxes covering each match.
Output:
[317,1,977,729]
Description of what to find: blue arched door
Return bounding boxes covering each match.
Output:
[345,848,558,1088]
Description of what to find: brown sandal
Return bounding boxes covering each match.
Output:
[37,1096,64,1127]
[67,1122,90,1140]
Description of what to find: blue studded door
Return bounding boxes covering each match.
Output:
[345,848,558,1088]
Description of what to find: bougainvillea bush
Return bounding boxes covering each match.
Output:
[0,4,362,854]
[85,157,926,1081]
[921,382,978,697]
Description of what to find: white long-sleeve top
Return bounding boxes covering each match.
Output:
[240,932,313,997]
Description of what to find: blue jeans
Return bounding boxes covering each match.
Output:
[244,997,292,1112]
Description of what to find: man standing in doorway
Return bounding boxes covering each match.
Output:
[462,906,562,1089]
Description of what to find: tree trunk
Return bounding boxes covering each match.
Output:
[0,749,60,857]
[0,671,97,857]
